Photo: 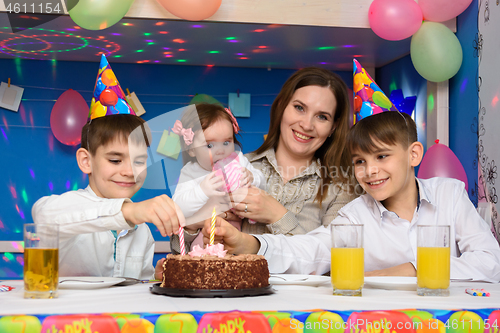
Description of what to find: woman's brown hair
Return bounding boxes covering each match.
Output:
[254,67,352,203]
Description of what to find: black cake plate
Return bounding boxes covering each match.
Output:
[150,283,275,298]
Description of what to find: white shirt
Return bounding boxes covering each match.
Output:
[255,177,500,282]
[31,186,155,280]
[173,151,266,217]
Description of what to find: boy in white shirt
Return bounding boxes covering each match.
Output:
[32,114,184,280]
[205,111,500,282]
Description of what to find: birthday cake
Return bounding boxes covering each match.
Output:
[161,244,269,290]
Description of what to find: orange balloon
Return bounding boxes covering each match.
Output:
[101,69,118,86]
[156,0,222,21]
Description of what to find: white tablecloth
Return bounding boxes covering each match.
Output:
[0,279,499,315]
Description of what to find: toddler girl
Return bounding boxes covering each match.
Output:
[172,103,266,251]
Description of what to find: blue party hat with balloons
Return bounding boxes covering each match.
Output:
[353,59,398,123]
[89,54,135,120]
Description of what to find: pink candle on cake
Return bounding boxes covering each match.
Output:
[178,226,185,255]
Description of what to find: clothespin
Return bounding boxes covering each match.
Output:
[8,78,10,87]
[237,89,240,97]
[126,88,131,97]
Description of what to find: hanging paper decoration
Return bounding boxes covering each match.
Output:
[353,59,398,122]
[156,130,181,160]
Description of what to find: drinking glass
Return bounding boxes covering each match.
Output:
[330,224,364,296]
[417,225,450,296]
[23,223,59,299]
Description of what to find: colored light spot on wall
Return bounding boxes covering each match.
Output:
[148,42,155,45]
[16,256,24,265]
[427,94,435,113]
[228,40,239,43]
[163,47,171,50]
[48,181,53,191]
[48,133,54,151]
[113,55,122,58]
[165,54,173,58]
[258,45,268,49]
[318,46,336,50]
[72,183,78,191]
[177,59,187,62]
[319,62,328,65]
[492,95,499,107]
[29,169,35,179]
[21,189,28,204]
[65,180,71,190]
[19,104,27,124]
[1,128,8,141]
[343,44,354,48]
[225,37,237,40]
[192,25,204,28]
[9,186,17,199]
[253,29,265,32]
[173,39,185,43]
[11,241,23,252]
[144,33,151,36]
[178,49,185,51]
[0,219,3,229]
[111,33,121,36]
[29,110,34,127]
[239,57,248,60]
[2,115,8,130]
[236,53,244,56]
[389,81,398,93]
[136,50,144,53]
[460,78,468,93]
[208,51,219,53]
[15,205,25,219]
[159,31,168,34]
[145,40,153,43]
[4,252,14,262]
[155,22,165,26]
[122,23,133,26]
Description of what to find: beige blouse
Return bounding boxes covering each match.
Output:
[241,148,358,236]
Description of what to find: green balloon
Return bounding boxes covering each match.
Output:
[410,21,463,82]
[68,0,135,31]
[189,93,224,107]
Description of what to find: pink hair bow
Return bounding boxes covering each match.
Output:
[172,120,194,145]
[225,108,240,134]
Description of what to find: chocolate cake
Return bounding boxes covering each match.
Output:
[161,253,270,290]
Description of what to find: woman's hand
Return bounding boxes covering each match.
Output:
[230,186,287,224]
[201,216,260,254]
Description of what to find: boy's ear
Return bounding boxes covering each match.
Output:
[409,141,424,167]
[76,148,92,175]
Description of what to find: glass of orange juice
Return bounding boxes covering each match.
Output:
[417,225,450,296]
[330,224,364,296]
[23,224,59,299]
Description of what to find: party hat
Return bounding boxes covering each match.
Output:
[353,59,398,123]
[89,54,135,120]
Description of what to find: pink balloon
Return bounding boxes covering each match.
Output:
[50,89,89,146]
[417,140,468,191]
[418,0,473,22]
[369,0,423,41]
[156,0,222,21]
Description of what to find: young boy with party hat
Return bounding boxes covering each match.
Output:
[205,111,500,282]
[32,55,184,280]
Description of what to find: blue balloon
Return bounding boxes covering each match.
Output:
[114,98,131,114]
[370,82,383,93]
[93,78,105,99]
[360,102,374,119]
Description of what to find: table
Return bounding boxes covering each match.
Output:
[1,279,499,332]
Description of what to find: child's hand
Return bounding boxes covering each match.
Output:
[122,195,185,237]
[154,257,166,280]
[240,167,254,187]
[200,171,226,197]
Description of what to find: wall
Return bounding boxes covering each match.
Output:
[0,59,352,277]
